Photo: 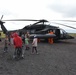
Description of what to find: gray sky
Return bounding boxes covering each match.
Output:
[0,0,76,33]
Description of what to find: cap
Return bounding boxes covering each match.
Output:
[34,35,37,38]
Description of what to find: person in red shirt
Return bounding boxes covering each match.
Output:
[13,32,24,58]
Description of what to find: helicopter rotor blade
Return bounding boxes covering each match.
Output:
[2,19,39,21]
[51,22,76,29]
[50,20,76,22]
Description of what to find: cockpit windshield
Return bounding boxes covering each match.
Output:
[60,29,67,34]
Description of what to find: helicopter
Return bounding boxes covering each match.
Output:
[0,15,76,42]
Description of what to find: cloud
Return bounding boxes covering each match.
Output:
[0,0,76,33]
[48,0,76,18]
[0,8,19,20]
[0,9,12,16]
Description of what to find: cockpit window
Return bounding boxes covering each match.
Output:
[60,29,67,34]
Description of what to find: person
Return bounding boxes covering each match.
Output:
[0,33,1,42]
[4,35,9,52]
[48,31,54,44]
[13,32,24,58]
[21,32,25,44]
[25,35,29,50]
[25,31,30,42]
[10,32,14,45]
[37,38,41,42]
[32,35,38,54]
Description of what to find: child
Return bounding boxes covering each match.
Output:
[32,35,38,54]
[21,33,25,44]
[4,35,9,52]
[25,36,29,50]
[10,32,14,45]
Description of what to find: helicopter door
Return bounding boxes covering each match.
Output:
[60,29,64,38]
[55,29,60,39]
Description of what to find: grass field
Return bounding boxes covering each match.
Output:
[69,33,76,37]
[0,31,5,38]
[0,31,76,38]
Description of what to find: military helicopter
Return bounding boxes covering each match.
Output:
[0,15,76,42]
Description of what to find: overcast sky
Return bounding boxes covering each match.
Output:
[0,0,76,33]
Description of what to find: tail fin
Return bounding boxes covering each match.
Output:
[0,21,8,34]
[1,15,3,20]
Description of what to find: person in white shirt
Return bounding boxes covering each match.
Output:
[32,35,38,54]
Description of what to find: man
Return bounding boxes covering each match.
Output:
[48,31,54,44]
[13,32,24,58]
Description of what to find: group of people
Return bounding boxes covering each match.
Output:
[3,31,38,59]
[2,30,54,59]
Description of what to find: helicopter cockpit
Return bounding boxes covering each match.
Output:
[57,28,74,39]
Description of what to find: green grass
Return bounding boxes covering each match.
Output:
[0,31,5,38]
[69,33,76,37]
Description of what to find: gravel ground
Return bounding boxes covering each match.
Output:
[0,38,76,75]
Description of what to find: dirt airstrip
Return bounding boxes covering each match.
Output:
[0,38,76,75]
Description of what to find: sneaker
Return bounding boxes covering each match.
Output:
[21,55,24,58]
[36,53,39,54]
[31,52,34,54]
[4,50,6,53]
[4,50,7,53]
[13,55,16,59]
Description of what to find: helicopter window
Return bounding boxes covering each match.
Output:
[53,30,55,33]
[60,29,68,38]
[60,29,67,34]
[30,30,35,33]
[45,22,50,25]
[60,30,63,34]
[45,25,51,28]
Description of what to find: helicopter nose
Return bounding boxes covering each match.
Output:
[67,35,74,39]
[69,36,74,39]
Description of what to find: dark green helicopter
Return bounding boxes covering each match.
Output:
[0,15,76,42]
